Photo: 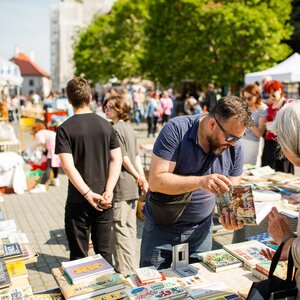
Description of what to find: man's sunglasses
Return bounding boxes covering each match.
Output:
[214,117,243,143]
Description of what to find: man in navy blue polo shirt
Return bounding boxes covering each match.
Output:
[140,96,253,269]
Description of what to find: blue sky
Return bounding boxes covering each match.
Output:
[0,0,59,73]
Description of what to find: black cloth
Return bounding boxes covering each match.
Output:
[55,113,119,203]
[40,158,58,184]
[65,202,113,263]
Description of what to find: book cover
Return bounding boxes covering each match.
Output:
[135,266,161,283]
[88,289,127,300]
[64,256,114,284]
[3,242,23,259]
[216,185,257,225]
[224,240,270,270]
[0,258,11,289]
[255,260,288,280]
[174,275,207,288]
[1,232,29,245]
[125,280,187,300]
[135,272,166,286]
[61,254,103,270]
[186,282,242,299]
[52,267,124,300]
[196,249,242,272]
[6,261,28,279]
[5,243,38,264]
[0,220,17,232]
[28,288,63,300]
[0,276,33,300]
[246,232,279,251]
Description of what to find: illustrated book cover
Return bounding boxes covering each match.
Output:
[246,232,279,251]
[6,261,28,279]
[0,258,11,289]
[0,276,33,300]
[63,255,114,284]
[186,282,242,299]
[216,185,257,225]
[125,280,187,300]
[52,267,124,300]
[2,242,23,259]
[135,272,166,286]
[253,260,288,280]
[173,275,207,288]
[195,249,242,272]
[223,240,270,270]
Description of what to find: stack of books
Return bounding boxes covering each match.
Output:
[52,254,126,300]
[134,266,166,286]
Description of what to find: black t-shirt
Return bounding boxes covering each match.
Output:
[55,113,120,203]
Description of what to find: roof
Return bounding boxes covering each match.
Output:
[244,53,300,84]
[10,52,50,79]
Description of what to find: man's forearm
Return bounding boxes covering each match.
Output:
[149,173,201,195]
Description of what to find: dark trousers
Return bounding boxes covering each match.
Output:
[65,202,113,264]
[40,158,58,184]
[147,116,158,136]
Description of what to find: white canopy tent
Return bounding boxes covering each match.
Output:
[244,53,300,84]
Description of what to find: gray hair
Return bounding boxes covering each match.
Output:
[272,100,300,159]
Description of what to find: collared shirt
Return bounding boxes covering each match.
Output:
[143,114,244,224]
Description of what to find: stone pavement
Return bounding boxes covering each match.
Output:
[1,121,233,293]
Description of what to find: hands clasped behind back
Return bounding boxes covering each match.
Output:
[85,191,112,211]
[200,173,232,194]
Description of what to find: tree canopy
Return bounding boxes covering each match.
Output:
[73,0,293,87]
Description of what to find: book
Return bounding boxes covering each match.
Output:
[135,272,166,286]
[2,242,23,259]
[135,266,161,283]
[254,260,288,280]
[6,261,28,279]
[5,243,38,264]
[216,185,257,225]
[186,282,242,299]
[223,240,270,270]
[0,220,17,232]
[268,172,300,184]
[1,232,29,245]
[28,288,63,300]
[246,232,279,251]
[52,267,124,300]
[173,275,207,288]
[196,249,242,272]
[252,190,281,202]
[90,289,127,300]
[0,276,33,300]
[0,258,11,289]
[63,255,115,284]
[61,254,103,269]
[125,280,187,300]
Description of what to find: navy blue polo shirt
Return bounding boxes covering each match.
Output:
[143,114,244,224]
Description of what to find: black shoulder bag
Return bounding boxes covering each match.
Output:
[247,241,298,300]
[149,152,216,226]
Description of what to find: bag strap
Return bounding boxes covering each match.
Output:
[269,241,284,278]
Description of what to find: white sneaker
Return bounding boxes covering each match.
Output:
[53,178,60,187]
[30,184,46,194]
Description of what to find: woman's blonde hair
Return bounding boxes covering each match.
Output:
[272,101,300,159]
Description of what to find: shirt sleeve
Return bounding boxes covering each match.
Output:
[230,143,244,177]
[110,126,120,150]
[153,120,181,162]
[35,131,46,145]
[55,126,72,154]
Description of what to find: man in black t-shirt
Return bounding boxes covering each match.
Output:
[55,77,122,263]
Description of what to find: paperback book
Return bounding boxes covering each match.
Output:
[135,272,166,286]
[63,255,114,284]
[0,276,33,300]
[223,240,270,270]
[0,258,11,289]
[253,260,288,280]
[246,232,279,251]
[135,266,161,284]
[125,280,187,300]
[6,261,28,279]
[52,267,124,300]
[173,275,207,288]
[195,249,242,272]
[2,242,23,259]
[216,185,257,225]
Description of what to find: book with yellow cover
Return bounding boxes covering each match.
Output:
[6,261,28,279]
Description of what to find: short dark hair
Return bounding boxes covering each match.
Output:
[103,95,130,121]
[66,77,91,108]
[209,96,253,127]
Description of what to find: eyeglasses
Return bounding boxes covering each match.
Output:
[103,104,114,111]
[214,117,243,143]
[243,95,254,101]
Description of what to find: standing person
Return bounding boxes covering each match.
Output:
[55,77,122,262]
[145,92,161,137]
[140,96,253,269]
[160,90,173,125]
[260,101,300,296]
[261,80,293,173]
[241,84,267,167]
[104,95,148,275]
[30,123,61,194]
[203,83,217,112]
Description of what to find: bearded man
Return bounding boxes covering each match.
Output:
[140,96,253,269]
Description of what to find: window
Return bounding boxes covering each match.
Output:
[29,79,34,86]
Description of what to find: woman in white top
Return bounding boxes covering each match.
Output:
[241,84,267,167]
[261,101,300,298]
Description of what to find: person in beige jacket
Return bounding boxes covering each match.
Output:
[261,100,300,298]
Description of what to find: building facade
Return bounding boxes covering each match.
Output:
[50,0,116,92]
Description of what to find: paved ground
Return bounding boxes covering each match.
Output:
[1,121,233,292]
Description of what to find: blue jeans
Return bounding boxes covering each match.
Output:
[140,215,213,269]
